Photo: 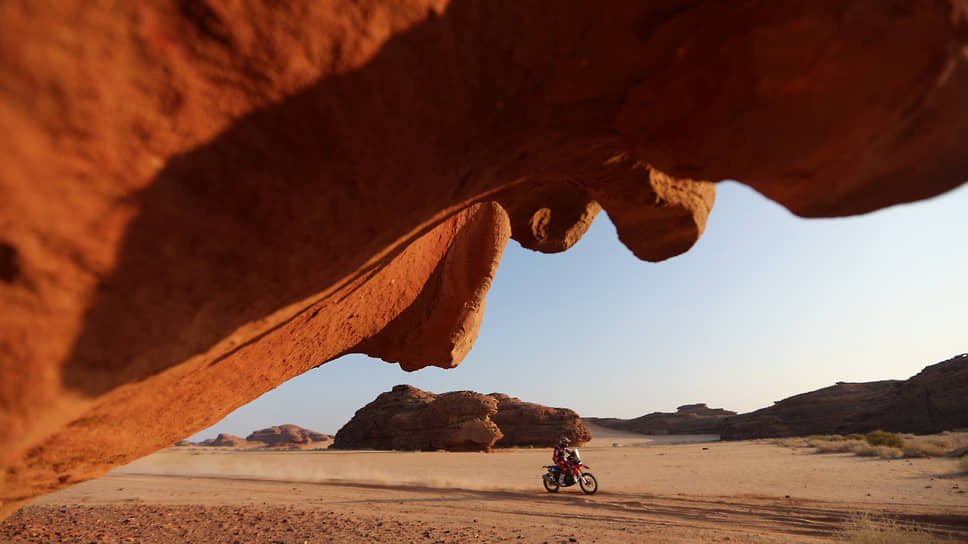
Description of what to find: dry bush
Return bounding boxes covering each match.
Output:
[949,432,968,451]
[865,430,904,449]
[812,438,865,454]
[850,443,878,457]
[807,432,968,461]
[876,446,904,459]
[773,437,808,448]
[919,436,951,448]
[902,436,951,458]
[849,443,903,459]
[839,513,948,544]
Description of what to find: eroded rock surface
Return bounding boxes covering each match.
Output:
[2,0,967,516]
[331,385,503,451]
[721,354,968,439]
[588,404,736,436]
[489,393,591,447]
[332,386,590,451]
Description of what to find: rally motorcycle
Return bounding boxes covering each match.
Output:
[542,448,598,494]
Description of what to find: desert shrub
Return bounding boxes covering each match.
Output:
[875,446,904,459]
[850,443,878,457]
[925,436,952,448]
[773,437,808,448]
[865,430,904,449]
[812,438,864,454]
[902,436,952,458]
[839,513,946,544]
[950,433,968,450]
[807,431,968,461]
[849,443,903,459]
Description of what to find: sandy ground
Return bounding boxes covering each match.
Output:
[4,426,967,543]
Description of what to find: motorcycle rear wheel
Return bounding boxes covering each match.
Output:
[579,472,598,495]
[543,474,560,493]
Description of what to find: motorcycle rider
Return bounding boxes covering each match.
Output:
[552,436,573,485]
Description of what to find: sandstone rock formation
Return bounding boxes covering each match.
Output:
[245,425,333,449]
[331,385,503,451]
[198,434,254,448]
[2,0,968,517]
[183,425,332,449]
[588,404,736,435]
[332,386,590,450]
[488,393,591,448]
[721,354,968,439]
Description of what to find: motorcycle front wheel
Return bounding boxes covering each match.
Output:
[542,474,560,493]
[578,472,598,495]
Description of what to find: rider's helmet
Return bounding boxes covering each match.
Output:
[558,436,571,446]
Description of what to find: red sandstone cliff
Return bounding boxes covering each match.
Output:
[331,385,503,452]
[331,386,590,450]
[488,393,591,448]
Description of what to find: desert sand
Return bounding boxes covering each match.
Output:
[4,426,966,543]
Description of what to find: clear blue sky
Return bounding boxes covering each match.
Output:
[192,181,967,439]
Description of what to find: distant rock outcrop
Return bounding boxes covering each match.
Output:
[246,425,333,449]
[331,385,593,451]
[488,393,591,447]
[331,385,503,452]
[198,434,254,448]
[587,404,736,435]
[721,354,968,439]
[188,425,332,449]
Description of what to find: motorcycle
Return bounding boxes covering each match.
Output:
[542,448,598,494]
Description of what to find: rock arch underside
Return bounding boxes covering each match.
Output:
[1,0,967,518]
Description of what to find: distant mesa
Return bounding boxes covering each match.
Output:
[246,424,333,448]
[586,403,736,435]
[197,433,256,448]
[184,425,333,450]
[331,385,590,451]
[721,354,968,439]
[587,354,968,440]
